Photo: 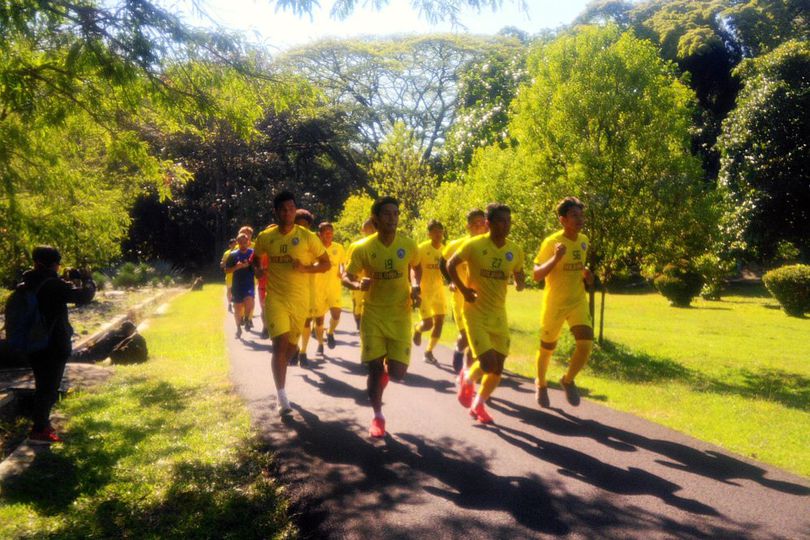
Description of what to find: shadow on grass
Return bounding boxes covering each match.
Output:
[586,340,810,412]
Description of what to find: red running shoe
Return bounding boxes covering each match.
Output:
[457,372,474,408]
[369,417,386,438]
[469,403,494,424]
[28,427,63,444]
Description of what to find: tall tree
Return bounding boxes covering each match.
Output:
[467,25,716,342]
[717,40,810,262]
[276,34,518,162]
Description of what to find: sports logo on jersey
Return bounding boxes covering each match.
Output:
[581,242,587,251]
[397,248,405,259]
[505,251,513,262]
[292,237,300,246]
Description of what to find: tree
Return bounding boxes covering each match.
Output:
[468,25,716,341]
[276,35,518,162]
[717,40,810,262]
[366,122,438,235]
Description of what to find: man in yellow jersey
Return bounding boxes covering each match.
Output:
[252,191,331,414]
[412,220,446,365]
[533,196,594,408]
[315,222,346,353]
[440,209,488,373]
[294,209,317,367]
[347,219,376,331]
[448,203,525,425]
[343,197,421,438]
[220,237,237,313]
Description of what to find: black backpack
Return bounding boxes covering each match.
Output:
[2,280,55,356]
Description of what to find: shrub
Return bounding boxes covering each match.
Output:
[694,253,735,301]
[653,261,703,307]
[92,271,109,291]
[763,264,810,316]
[162,275,174,287]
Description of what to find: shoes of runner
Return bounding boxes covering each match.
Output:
[452,351,464,374]
[236,326,242,339]
[412,329,422,347]
[278,396,293,415]
[423,351,438,365]
[288,354,298,366]
[299,353,309,367]
[560,376,581,406]
[327,333,336,349]
[317,343,324,356]
[369,417,386,438]
[245,318,253,331]
[456,372,473,408]
[536,386,550,408]
[260,328,269,339]
[469,403,494,424]
[28,427,62,444]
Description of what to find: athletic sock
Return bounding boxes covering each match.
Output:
[300,326,311,353]
[466,361,484,384]
[278,388,288,401]
[328,318,339,334]
[566,339,594,381]
[315,324,325,345]
[427,336,439,352]
[373,410,385,420]
[479,373,501,401]
[536,347,553,387]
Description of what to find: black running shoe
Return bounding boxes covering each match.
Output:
[560,376,580,406]
[327,333,336,349]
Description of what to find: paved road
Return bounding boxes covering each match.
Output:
[228,311,810,539]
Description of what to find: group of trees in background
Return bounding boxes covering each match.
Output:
[1,0,807,293]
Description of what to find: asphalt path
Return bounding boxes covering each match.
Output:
[227,309,810,539]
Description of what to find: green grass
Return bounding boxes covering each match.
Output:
[433,284,810,478]
[0,285,296,539]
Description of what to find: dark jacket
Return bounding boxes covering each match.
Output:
[21,268,95,357]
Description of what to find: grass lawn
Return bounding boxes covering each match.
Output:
[0,285,296,539]
[432,284,810,478]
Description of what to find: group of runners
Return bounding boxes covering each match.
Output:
[222,191,594,438]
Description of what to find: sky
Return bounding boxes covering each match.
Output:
[176,0,592,52]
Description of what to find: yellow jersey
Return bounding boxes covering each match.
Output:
[316,241,346,293]
[456,233,524,317]
[222,248,234,286]
[534,230,589,309]
[253,224,326,306]
[418,240,444,296]
[346,232,420,313]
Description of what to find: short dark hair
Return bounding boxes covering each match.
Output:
[557,196,584,217]
[318,222,334,233]
[295,208,314,225]
[466,209,486,223]
[273,190,296,211]
[228,238,237,245]
[371,196,399,217]
[32,245,61,267]
[427,220,444,232]
[486,202,510,222]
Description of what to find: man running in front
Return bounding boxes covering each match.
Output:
[252,191,331,414]
[343,197,421,438]
[448,203,525,424]
[533,196,594,408]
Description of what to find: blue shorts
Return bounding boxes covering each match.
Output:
[232,284,255,304]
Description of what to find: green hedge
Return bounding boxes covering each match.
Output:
[654,261,703,307]
[763,264,810,316]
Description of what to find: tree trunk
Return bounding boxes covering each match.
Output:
[599,287,607,345]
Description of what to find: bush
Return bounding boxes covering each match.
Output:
[653,261,703,307]
[763,264,810,316]
[92,271,109,291]
[694,253,735,301]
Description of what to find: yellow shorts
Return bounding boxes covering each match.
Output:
[266,298,306,343]
[352,290,365,316]
[463,309,509,358]
[540,300,592,343]
[225,273,233,287]
[451,290,466,332]
[360,308,411,364]
[419,288,447,319]
[316,283,342,315]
